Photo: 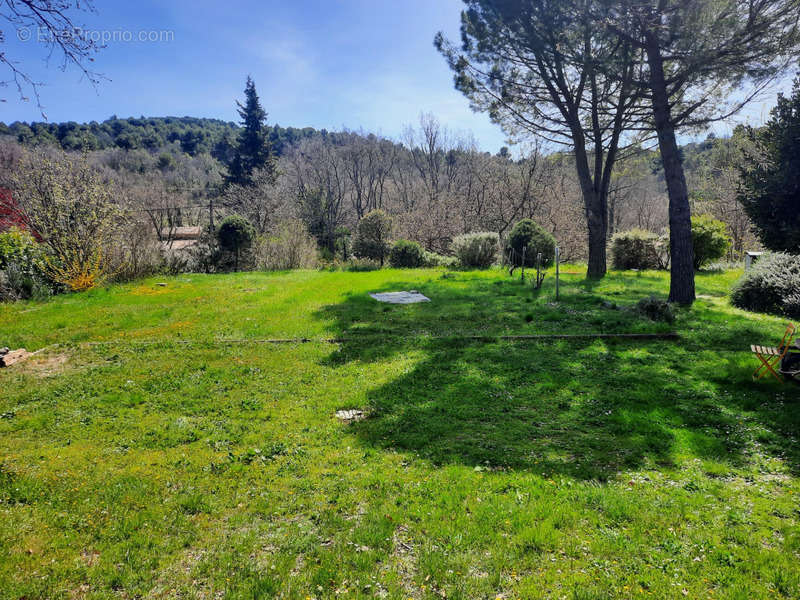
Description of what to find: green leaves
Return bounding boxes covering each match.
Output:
[738,74,800,253]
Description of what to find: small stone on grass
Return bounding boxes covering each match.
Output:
[336,409,366,422]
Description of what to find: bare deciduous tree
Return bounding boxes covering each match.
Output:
[1,0,104,115]
[287,137,350,253]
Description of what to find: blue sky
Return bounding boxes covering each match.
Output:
[1,0,793,153]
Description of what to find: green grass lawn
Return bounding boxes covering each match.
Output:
[1,267,798,600]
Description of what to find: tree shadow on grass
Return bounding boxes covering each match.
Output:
[315,274,800,479]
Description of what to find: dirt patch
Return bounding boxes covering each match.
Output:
[15,352,71,377]
[69,584,91,600]
[80,548,101,567]
[147,547,218,600]
[381,525,420,598]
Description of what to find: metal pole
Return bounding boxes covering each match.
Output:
[536,252,542,288]
[555,246,560,300]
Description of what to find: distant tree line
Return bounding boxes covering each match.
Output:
[0,111,763,269]
[0,116,318,159]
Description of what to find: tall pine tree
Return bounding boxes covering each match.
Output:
[226,76,276,186]
[601,0,800,304]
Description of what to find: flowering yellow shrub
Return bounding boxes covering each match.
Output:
[44,252,106,291]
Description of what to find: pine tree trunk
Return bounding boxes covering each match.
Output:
[586,205,607,279]
[645,37,695,305]
[608,194,616,239]
[573,143,608,279]
[580,180,608,280]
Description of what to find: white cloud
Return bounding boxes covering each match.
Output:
[251,37,317,85]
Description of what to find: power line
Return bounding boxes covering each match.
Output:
[119,204,211,213]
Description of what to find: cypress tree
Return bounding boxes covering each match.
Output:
[738,75,800,254]
[226,76,276,186]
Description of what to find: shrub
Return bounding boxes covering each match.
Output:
[187,230,224,274]
[161,250,194,276]
[635,296,675,323]
[255,220,319,271]
[0,261,53,301]
[51,255,106,292]
[108,220,164,282]
[334,226,351,261]
[0,227,53,301]
[0,226,42,271]
[389,239,425,268]
[422,251,459,269]
[505,219,555,268]
[345,258,382,272]
[730,252,800,318]
[692,214,731,270]
[451,232,499,268]
[318,246,335,263]
[352,210,392,266]
[217,215,256,271]
[610,229,663,270]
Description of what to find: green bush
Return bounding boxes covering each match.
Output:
[635,296,675,323]
[217,215,256,271]
[0,227,53,301]
[389,240,425,268]
[692,214,731,270]
[505,219,556,268]
[334,226,351,261]
[451,232,499,268]
[345,258,382,272]
[422,251,458,269]
[0,227,41,270]
[187,230,223,274]
[352,210,392,266]
[610,229,664,270]
[731,252,800,318]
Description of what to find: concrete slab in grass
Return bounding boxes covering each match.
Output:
[369,291,430,304]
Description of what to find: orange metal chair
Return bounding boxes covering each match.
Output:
[751,323,797,382]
